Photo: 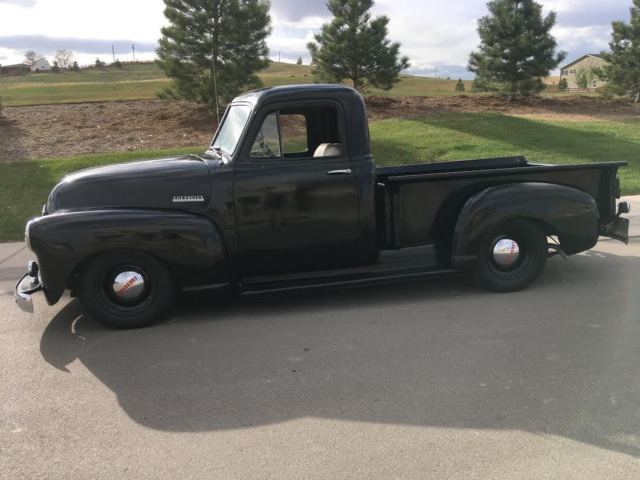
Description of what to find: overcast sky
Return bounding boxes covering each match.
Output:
[0,0,634,79]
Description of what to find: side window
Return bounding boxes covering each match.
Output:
[250,113,281,159]
[280,114,308,156]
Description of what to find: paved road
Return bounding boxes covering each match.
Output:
[2,239,640,479]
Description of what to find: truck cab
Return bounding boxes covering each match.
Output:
[222,85,377,275]
[16,85,630,329]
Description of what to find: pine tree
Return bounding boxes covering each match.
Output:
[157,0,272,113]
[52,61,61,73]
[296,56,303,65]
[307,0,409,92]
[455,79,466,92]
[468,0,565,98]
[601,0,640,102]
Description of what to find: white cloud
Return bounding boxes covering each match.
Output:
[0,0,629,73]
[0,0,38,6]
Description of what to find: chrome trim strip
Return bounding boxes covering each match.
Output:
[182,283,229,292]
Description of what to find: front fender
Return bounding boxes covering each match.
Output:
[27,209,228,305]
[452,183,599,268]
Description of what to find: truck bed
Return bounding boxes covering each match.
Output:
[376,156,626,248]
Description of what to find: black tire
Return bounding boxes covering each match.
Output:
[77,251,177,329]
[475,220,548,293]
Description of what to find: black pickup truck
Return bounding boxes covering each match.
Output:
[16,84,630,328]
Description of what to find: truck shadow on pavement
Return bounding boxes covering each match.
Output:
[39,246,640,457]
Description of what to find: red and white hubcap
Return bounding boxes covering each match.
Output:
[492,239,521,268]
[112,271,146,300]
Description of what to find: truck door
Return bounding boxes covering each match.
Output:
[233,103,366,275]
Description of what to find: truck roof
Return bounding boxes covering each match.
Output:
[234,84,361,104]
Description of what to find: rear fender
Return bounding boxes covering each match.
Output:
[28,209,228,305]
[451,183,599,268]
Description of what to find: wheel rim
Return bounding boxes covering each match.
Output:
[489,234,532,274]
[492,238,521,268]
[112,271,146,301]
[102,265,150,308]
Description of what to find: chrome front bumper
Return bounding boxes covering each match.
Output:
[14,262,44,314]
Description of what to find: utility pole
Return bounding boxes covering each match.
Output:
[132,44,136,62]
[211,0,220,124]
[112,45,116,63]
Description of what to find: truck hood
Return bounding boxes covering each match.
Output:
[47,156,211,214]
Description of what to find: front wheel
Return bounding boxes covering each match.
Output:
[475,220,548,292]
[77,251,177,329]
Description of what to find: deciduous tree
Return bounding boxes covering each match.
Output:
[307,0,409,92]
[24,50,41,65]
[55,49,74,69]
[468,0,566,98]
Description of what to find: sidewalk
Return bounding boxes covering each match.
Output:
[0,242,30,292]
[2,196,640,292]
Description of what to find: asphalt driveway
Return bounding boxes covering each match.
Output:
[2,239,640,479]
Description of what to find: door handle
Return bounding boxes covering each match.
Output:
[327,169,352,175]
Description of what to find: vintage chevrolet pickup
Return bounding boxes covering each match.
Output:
[16,84,630,328]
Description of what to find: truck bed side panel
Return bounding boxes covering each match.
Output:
[380,163,622,248]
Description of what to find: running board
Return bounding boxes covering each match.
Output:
[239,245,457,296]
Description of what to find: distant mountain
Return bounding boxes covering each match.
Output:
[408,64,475,81]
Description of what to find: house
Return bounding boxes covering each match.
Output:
[29,57,51,72]
[560,54,609,89]
[0,63,30,76]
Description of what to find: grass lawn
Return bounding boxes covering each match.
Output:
[370,114,640,193]
[0,62,475,106]
[0,148,201,241]
[1,113,639,242]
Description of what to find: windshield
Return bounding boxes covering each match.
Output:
[212,105,251,156]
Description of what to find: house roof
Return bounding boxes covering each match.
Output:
[0,63,29,69]
[561,54,607,70]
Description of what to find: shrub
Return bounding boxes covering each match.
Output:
[558,77,568,92]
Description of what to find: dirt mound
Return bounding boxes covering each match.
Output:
[1,96,638,162]
[366,95,640,119]
[1,101,217,162]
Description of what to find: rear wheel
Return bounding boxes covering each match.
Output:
[77,251,177,329]
[475,220,548,292]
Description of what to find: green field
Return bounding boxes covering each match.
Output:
[1,112,638,242]
[0,62,474,106]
